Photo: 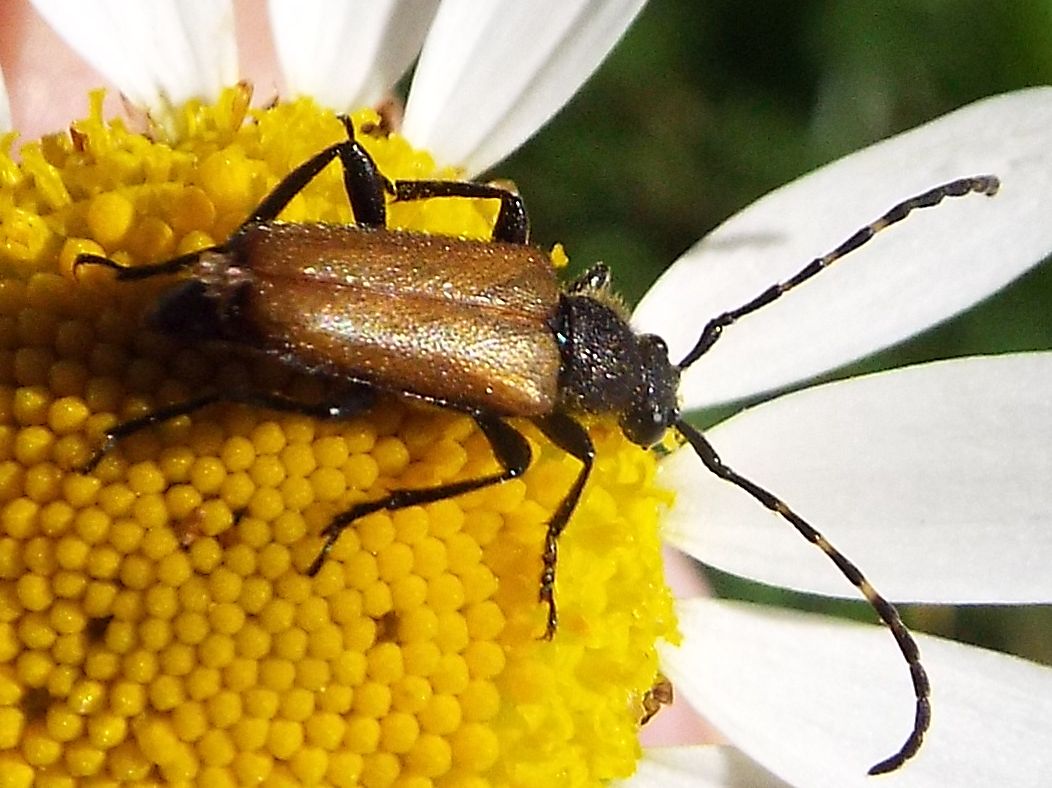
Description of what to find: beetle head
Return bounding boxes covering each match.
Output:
[555,295,680,447]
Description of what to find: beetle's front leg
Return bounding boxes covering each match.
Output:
[532,413,595,639]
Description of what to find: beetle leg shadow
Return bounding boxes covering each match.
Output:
[307,412,531,574]
[81,387,375,473]
[531,413,595,639]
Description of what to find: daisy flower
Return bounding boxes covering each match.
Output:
[0,2,1050,787]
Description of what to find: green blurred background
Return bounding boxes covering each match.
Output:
[496,1,1052,666]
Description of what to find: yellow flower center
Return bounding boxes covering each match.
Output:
[0,87,678,787]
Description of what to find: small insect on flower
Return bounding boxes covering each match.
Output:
[639,673,674,726]
[76,114,999,775]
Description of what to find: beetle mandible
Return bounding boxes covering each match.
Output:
[76,115,998,775]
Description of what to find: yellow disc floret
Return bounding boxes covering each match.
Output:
[0,87,677,786]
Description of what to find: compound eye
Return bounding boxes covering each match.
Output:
[639,334,669,358]
[618,333,679,446]
[619,403,670,447]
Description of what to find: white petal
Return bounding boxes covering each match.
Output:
[662,353,1052,603]
[0,63,10,133]
[664,598,1052,788]
[402,0,645,175]
[619,745,791,788]
[30,0,237,110]
[635,87,1052,408]
[268,0,437,111]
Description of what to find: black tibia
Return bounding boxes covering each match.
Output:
[244,115,390,229]
[675,419,929,776]
[306,413,532,576]
[391,180,530,244]
[81,388,374,473]
[532,413,595,639]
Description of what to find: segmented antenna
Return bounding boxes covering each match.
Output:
[677,421,927,774]
[677,176,1000,370]
[674,175,1000,773]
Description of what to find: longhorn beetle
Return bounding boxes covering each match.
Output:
[76,115,999,775]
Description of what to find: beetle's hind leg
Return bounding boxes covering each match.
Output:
[77,116,393,280]
[532,413,595,639]
[308,412,532,574]
[82,388,374,472]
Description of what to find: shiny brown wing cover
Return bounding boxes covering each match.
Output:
[236,223,563,415]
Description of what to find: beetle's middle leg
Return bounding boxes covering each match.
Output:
[307,413,531,574]
[390,180,530,244]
